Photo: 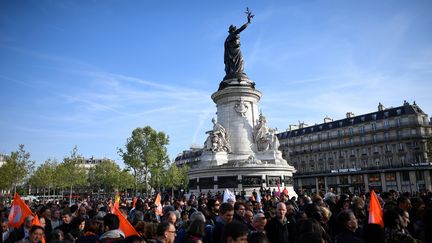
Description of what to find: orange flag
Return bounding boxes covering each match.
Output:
[154,193,163,216]
[114,192,120,210]
[113,206,140,237]
[8,193,34,228]
[32,215,46,243]
[368,190,384,228]
[132,196,137,209]
[32,214,42,226]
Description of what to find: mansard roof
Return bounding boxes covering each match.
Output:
[277,103,427,139]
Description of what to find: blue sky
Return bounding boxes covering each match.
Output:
[1,1,431,167]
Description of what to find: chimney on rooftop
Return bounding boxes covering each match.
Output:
[324,116,333,123]
[346,112,355,118]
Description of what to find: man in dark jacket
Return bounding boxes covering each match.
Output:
[212,203,234,243]
[265,202,295,243]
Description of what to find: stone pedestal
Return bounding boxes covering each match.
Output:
[201,151,228,167]
[211,79,261,160]
[188,77,296,197]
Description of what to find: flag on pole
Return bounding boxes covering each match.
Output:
[132,196,137,209]
[154,193,163,216]
[368,190,384,228]
[8,193,34,228]
[113,206,140,237]
[114,191,120,209]
[223,189,236,203]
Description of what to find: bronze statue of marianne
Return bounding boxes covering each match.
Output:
[224,8,254,80]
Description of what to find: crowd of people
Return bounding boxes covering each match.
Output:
[1,188,432,243]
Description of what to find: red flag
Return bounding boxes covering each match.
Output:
[368,190,384,228]
[8,193,34,228]
[113,206,140,237]
[154,193,162,216]
[32,215,46,243]
[132,196,137,209]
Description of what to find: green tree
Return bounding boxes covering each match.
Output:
[162,163,189,198]
[0,144,34,193]
[29,159,58,197]
[56,147,87,204]
[118,126,169,196]
[88,159,133,194]
[118,170,135,193]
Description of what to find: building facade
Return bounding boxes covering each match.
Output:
[277,101,432,194]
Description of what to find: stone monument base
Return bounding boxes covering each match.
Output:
[188,163,297,198]
[201,151,228,167]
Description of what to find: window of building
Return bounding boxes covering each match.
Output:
[384,132,389,140]
[352,175,363,184]
[385,144,391,152]
[373,134,377,143]
[385,172,396,181]
[375,158,380,167]
[369,173,380,182]
[416,171,424,181]
[400,156,406,166]
[396,109,401,115]
[339,121,343,127]
[372,114,377,120]
[384,120,390,129]
[340,175,349,184]
[362,159,368,167]
[372,123,377,131]
[411,129,417,135]
[397,130,402,138]
[399,143,404,151]
[374,146,379,153]
[350,138,354,145]
[361,136,365,144]
[396,118,401,127]
[387,157,393,167]
[349,127,354,135]
[401,171,410,181]
[384,111,389,118]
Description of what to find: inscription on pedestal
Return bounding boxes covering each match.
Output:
[218,176,238,188]
[199,177,214,189]
[242,176,263,187]
[267,176,281,186]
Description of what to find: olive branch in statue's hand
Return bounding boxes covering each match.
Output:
[245,7,254,23]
